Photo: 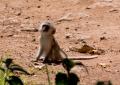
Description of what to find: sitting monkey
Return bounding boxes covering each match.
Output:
[35,21,97,64]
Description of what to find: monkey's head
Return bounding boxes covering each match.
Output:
[39,21,56,35]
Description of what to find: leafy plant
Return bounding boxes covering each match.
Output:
[0,58,30,85]
[45,64,51,85]
[55,58,87,85]
[96,80,112,85]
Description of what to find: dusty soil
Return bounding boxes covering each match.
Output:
[0,0,120,85]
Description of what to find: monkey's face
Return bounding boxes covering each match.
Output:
[40,21,56,35]
[42,24,50,32]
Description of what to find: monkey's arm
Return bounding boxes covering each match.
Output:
[36,46,43,61]
[40,40,53,61]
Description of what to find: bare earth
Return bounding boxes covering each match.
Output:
[0,0,120,85]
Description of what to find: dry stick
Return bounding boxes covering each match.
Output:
[45,64,51,85]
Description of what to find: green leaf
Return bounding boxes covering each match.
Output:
[55,73,80,85]
[75,62,88,74]
[108,81,112,85]
[7,76,24,85]
[0,68,5,85]
[63,59,88,74]
[68,73,79,85]
[0,67,5,72]
[9,64,30,75]
[55,72,68,85]
[62,58,75,72]
[96,81,112,85]
[96,81,105,85]
[3,58,13,68]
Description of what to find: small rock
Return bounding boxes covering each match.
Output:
[65,48,70,52]
[109,9,119,13]
[32,62,45,70]
[32,38,36,42]
[65,33,71,39]
[33,74,37,77]
[55,21,61,25]
[115,70,119,72]
[46,15,50,18]
[17,12,21,16]
[25,16,30,19]
[97,24,101,27]
[0,35,3,38]
[37,6,41,8]
[109,60,112,63]
[97,63,110,68]
[103,32,107,34]
[100,36,107,41]
[7,34,14,37]
[86,7,91,9]
[65,36,70,39]
[90,49,105,55]
[65,27,69,29]
[74,28,78,31]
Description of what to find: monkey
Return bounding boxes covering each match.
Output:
[35,21,98,64]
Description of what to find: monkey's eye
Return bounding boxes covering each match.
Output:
[42,25,50,32]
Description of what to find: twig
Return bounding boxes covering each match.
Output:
[45,64,51,85]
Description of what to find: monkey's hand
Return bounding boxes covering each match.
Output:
[39,56,45,61]
[31,56,45,63]
[35,52,47,62]
[34,56,45,62]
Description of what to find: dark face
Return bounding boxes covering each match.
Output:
[40,22,56,35]
[42,24,50,32]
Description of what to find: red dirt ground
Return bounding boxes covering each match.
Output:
[0,0,120,85]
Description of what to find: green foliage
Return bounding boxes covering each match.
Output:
[62,59,75,73]
[55,72,68,85]
[55,58,82,85]
[45,64,51,85]
[96,81,112,85]
[0,58,30,85]
[7,76,24,85]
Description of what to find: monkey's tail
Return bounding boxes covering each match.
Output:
[69,55,98,60]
